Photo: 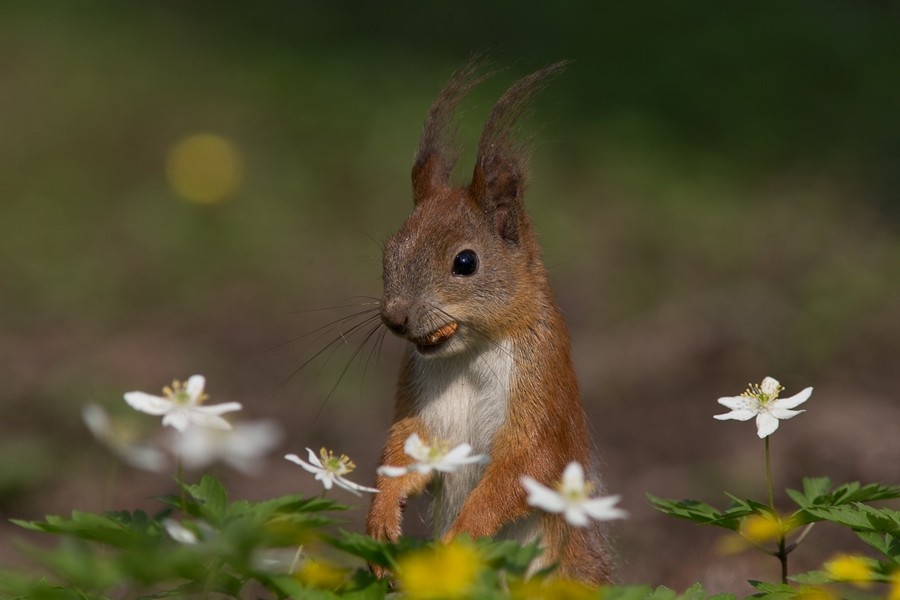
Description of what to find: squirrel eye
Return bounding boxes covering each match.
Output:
[452,249,479,276]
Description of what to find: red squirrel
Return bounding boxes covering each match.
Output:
[365,61,614,583]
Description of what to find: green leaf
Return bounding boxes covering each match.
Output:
[11,510,156,548]
[747,580,804,600]
[647,585,678,600]
[183,474,229,522]
[327,531,423,568]
[647,494,752,530]
[787,479,900,513]
[786,477,831,508]
[476,538,543,575]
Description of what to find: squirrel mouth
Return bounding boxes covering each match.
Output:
[411,322,458,354]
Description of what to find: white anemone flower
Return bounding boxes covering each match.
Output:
[285,448,378,496]
[521,461,628,527]
[376,433,489,477]
[172,420,283,474]
[714,376,813,438]
[163,519,217,545]
[123,375,242,432]
[82,404,167,472]
[163,518,199,545]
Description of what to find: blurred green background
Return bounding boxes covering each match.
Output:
[2,1,898,591]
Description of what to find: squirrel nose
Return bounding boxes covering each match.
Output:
[381,300,410,336]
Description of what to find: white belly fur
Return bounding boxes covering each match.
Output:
[412,338,517,536]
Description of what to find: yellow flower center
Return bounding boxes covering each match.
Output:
[560,480,593,502]
[163,379,208,406]
[320,448,354,476]
[741,381,782,406]
[426,440,451,462]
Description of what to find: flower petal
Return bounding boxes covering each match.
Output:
[185,411,233,430]
[285,453,322,475]
[774,387,812,410]
[582,495,629,521]
[305,447,324,468]
[769,407,805,420]
[714,408,758,421]
[122,444,168,472]
[755,411,780,438]
[560,462,586,493]
[193,402,243,416]
[521,476,566,513]
[761,377,780,397]
[563,506,590,527]
[716,396,757,412]
[403,434,428,460]
[442,442,474,462]
[316,471,335,489]
[162,410,191,432]
[335,476,379,495]
[124,392,173,415]
[377,465,409,477]
[164,519,199,544]
[185,375,206,404]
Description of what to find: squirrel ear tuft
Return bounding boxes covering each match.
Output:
[412,59,492,205]
[469,61,567,241]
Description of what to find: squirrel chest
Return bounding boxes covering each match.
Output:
[411,338,515,532]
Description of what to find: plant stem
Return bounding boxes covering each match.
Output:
[764,436,788,583]
[290,544,305,574]
[765,436,774,510]
[777,537,788,584]
[177,458,187,513]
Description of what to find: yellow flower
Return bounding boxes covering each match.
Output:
[794,587,833,600]
[295,559,348,590]
[510,577,600,600]
[741,513,793,544]
[888,570,900,600]
[823,555,873,587]
[397,542,483,599]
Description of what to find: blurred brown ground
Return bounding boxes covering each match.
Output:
[1,2,898,594]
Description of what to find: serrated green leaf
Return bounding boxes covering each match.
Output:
[789,570,831,585]
[803,477,832,500]
[647,585,677,600]
[188,475,229,521]
[747,580,800,600]
[647,494,748,530]
[327,531,400,567]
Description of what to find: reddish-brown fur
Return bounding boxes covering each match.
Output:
[366,61,614,584]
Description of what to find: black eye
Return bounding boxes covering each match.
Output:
[452,249,479,276]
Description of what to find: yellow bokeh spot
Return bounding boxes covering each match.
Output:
[294,559,348,590]
[823,555,874,587]
[510,577,600,600]
[888,570,900,600]
[397,542,483,600]
[795,587,834,600]
[166,133,242,204]
[741,513,791,544]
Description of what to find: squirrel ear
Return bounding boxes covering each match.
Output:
[411,152,448,205]
[470,157,524,242]
[412,60,492,205]
[468,61,567,241]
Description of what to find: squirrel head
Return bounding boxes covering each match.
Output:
[381,61,566,357]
